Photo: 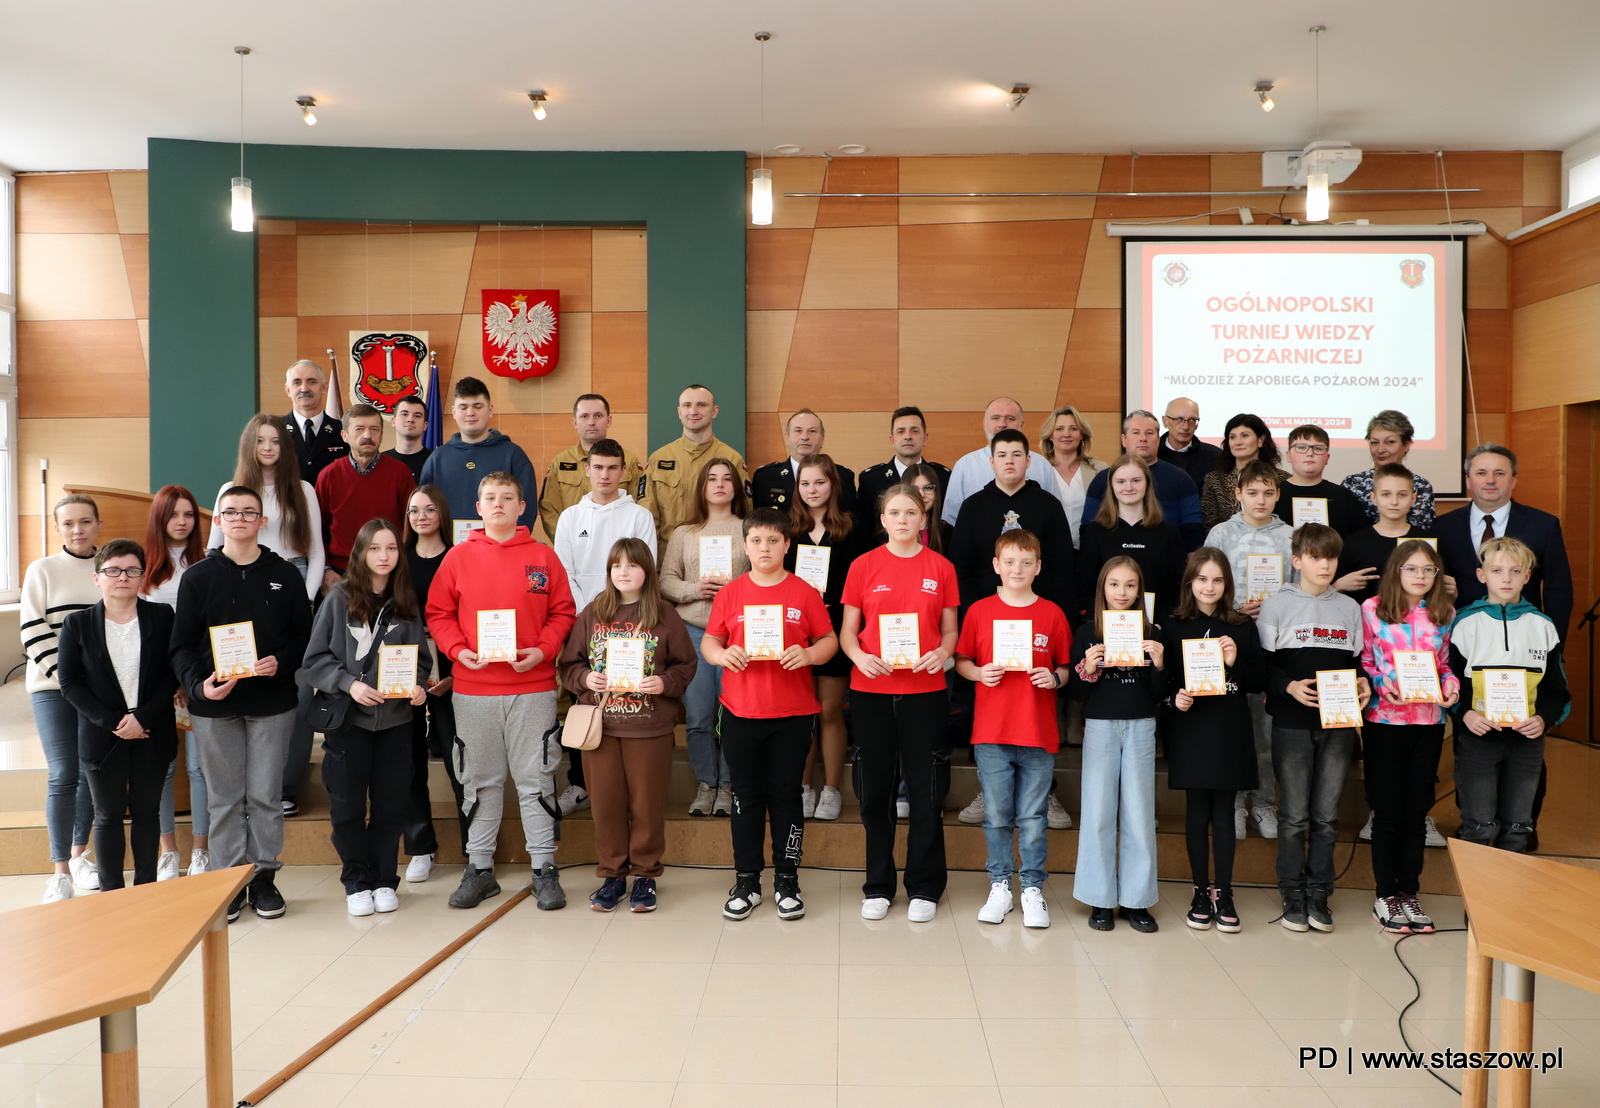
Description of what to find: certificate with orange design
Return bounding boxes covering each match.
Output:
[1102,611,1145,667]
[209,622,257,679]
[378,646,418,698]
[1182,638,1225,695]
[993,620,1032,672]
[1483,669,1528,725]
[1393,650,1442,703]
[879,613,919,669]
[1316,669,1362,728]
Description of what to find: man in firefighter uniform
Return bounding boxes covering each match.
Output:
[640,384,749,544]
[751,407,858,516]
[537,393,643,542]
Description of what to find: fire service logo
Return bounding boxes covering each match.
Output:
[1399,259,1427,288]
[349,332,428,413]
[483,288,560,380]
[1161,261,1191,287]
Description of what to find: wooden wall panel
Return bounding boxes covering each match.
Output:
[1465,308,1510,416]
[900,221,1088,310]
[17,234,137,320]
[119,234,149,319]
[106,172,149,235]
[591,312,648,412]
[1511,209,1600,310]
[590,229,648,312]
[781,310,899,411]
[899,309,1072,412]
[464,227,593,313]
[20,416,150,516]
[1337,152,1524,212]
[257,317,299,411]
[1507,406,1562,515]
[17,320,148,419]
[799,227,898,310]
[816,157,897,229]
[898,156,1100,225]
[746,310,796,413]
[17,172,118,233]
[1057,309,1124,412]
[1511,284,1600,411]
[1523,152,1562,209]
[257,234,297,318]
[746,229,812,311]
[746,157,826,230]
[297,231,477,316]
[1095,155,1210,219]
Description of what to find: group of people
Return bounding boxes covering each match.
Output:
[22,363,1572,940]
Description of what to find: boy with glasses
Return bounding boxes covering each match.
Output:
[1274,425,1365,537]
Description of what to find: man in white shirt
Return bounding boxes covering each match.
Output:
[941,398,1056,526]
[283,360,348,484]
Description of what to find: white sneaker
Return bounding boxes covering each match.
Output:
[1046,793,1073,830]
[557,785,590,815]
[814,786,843,821]
[895,799,911,819]
[1234,801,1248,840]
[42,873,73,904]
[1424,815,1447,847]
[713,786,733,816]
[1020,886,1050,929]
[908,897,938,923]
[1358,810,1375,842]
[347,890,376,916]
[861,896,891,920]
[187,848,210,875]
[69,854,100,890]
[801,785,817,819]
[156,851,181,881]
[958,791,985,824]
[978,881,1013,924]
[689,782,715,816]
[405,853,434,882]
[373,887,400,913]
[1250,803,1279,840]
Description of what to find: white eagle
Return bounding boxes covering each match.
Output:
[484,295,558,375]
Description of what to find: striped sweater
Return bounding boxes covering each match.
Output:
[21,549,100,692]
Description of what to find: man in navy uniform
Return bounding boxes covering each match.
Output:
[752,408,857,515]
[857,405,950,512]
[283,360,347,485]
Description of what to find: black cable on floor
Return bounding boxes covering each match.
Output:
[1394,925,1468,1096]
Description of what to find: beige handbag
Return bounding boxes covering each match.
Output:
[560,691,609,750]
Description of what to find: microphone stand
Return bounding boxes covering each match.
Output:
[1577,595,1600,744]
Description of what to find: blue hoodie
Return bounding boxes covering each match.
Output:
[419,429,539,532]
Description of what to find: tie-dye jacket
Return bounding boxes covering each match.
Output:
[1358,596,1460,725]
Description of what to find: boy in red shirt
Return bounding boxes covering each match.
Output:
[701,507,837,922]
[954,529,1073,929]
[425,472,577,911]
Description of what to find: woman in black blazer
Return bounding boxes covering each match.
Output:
[58,539,179,890]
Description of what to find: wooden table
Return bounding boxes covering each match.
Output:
[1450,839,1600,1107]
[0,865,254,1107]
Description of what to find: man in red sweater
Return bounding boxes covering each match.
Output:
[425,471,577,910]
[315,404,416,594]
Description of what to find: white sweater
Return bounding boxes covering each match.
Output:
[21,549,99,692]
[207,480,324,600]
[553,492,658,609]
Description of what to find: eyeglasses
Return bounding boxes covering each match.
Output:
[1401,565,1439,578]
[218,509,262,521]
[1164,415,1199,426]
[1289,444,1330,456]
[97,566,144,579]
[406,506,440,517]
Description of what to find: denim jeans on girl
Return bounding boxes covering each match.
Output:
[973,742,1056,889]
[1074,717,1158,909]
[683,623,731,787]
[160,733,211,837]
[32,689,93,862]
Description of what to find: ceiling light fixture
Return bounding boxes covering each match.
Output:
[838,144,867,155]
[230,46,253,233]
[297,95,317,126]
[774,143,801,155]
[1008,83,1030,111]
[1255,81,1275,112]
[528,90,548,120]
[750,33,773,225]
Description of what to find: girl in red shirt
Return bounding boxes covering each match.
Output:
[841,484,960,923]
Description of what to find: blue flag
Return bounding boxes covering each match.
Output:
[423,358,443,451]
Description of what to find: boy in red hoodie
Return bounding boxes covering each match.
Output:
[426,472,577,910]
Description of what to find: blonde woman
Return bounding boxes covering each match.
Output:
[1040,405,1107,549]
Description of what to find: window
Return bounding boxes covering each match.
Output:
[0,172,16,601]
[1568,153,1600,211]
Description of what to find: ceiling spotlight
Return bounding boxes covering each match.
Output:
[1008,83,1030,111]
[1255,81,1275,112]
[774,143,801,154]
[838,144,867,155]
[296,95,317,125]
[528,90,548,120]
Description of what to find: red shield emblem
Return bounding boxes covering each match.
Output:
[350,332,427,412]
[1399,258,1426,288]
[482,288,560,380]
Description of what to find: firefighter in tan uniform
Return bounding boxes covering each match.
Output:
[640,385,749,544]
[537,393,644,542]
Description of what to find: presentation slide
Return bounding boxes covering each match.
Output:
[1123,239,1466,496]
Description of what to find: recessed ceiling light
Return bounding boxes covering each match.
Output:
[774,143,801,154]
[838,144,867,155]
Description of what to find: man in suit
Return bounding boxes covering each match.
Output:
[752,408,857,516]
[857,405,951,512]
[1158,396,1221,491]
[283,360,348,485]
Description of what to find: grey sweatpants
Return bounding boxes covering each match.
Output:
[452,690,560,871]
[190,710,295,875]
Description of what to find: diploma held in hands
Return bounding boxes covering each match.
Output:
[795,545,831,593]
[1316,669,1362,728]
[1291,498,1329,527]
[1101,611,1145,667]
[879,613,919,669]
[210,621,257,679]
[699,536,733,580]
[605,638,646,690]
[1182,638,1225,695]
[453,519,485,544]
[993,620,1032,672]
[378,645,419,698]
[1482,668,1529,725]
[744,605,784,660]
[1245,555,1284,603]
[476,609,517,662]
[1392,650,1442,703]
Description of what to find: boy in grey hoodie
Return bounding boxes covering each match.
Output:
[1203,459,1295,839]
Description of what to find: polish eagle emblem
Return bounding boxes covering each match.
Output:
[482,288,561,380]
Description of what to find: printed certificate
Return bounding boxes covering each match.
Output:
[605,638,646,690]
[1182,638,1226,695]
[1102,611,1146,667]
[209,621,257,679]
[1245,554,1285,603]
[1291,497,1329,528]
[1393,650,1443,703]
[476,609,517,662]
[879,613,920,669]
[452,518,485,544]
[699,535,734,580]
[1483,668,1529,725]
[993,619,1033,671]
[378,645,418,699]
[1412,537,1439,551]
[1316,668,1363,728]
[795,544,831,594]
[744,605,784,660]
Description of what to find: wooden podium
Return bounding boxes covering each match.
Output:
[0,865,254,1108]
[1450,839,1600,1108]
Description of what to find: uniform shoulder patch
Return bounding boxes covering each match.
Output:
[559,461,578,471]
[657,459,676,470]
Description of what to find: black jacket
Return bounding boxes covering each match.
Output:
[856,459,951,516]
[59,600,180,770]
[1436,501,1574,634]
[286,412,348,485]
[1076,516,1187,625]
[1272,478,1367,537]
[170,547,314,719]
[949,479,1075,616]
[1159,613,1264,791]
[1069,622,1167,719]
[753,459,858,517]
[1335,525,1435,605]
[1158,433,1220,491]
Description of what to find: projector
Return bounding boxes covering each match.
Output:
[1286,140,1363,185]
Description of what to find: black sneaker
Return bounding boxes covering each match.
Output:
[723,873,762,920]
[448,866,501,909]
[249,873,286,919]
[530,863,567,911]
[1119,906,1159,933]
[590,877,627,913]
[1185,885,1214,931]
[629,876,657,913]
[1212,886,1241,934]
[1307,895,1334,932]
[280,797,299,818]
[773,874,805,920]
[1088,906,1115,931]
[226,888,247,923]
[1280,890,1309,932]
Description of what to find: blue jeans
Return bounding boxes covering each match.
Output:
[159,732,211,837]
[684,623,730,787]
[973,742,1055,888]
[1272,725,1356,895]
[1074,717,1158,909]
[33,689,92,862]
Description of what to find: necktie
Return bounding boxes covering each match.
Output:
[1482,513,1495,543]
[304,418,315,445]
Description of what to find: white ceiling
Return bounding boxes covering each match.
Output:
[3,0,1599,171]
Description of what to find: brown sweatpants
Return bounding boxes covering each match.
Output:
[586,731,675,878]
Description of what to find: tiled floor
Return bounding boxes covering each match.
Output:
[2,864,1597,1107]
